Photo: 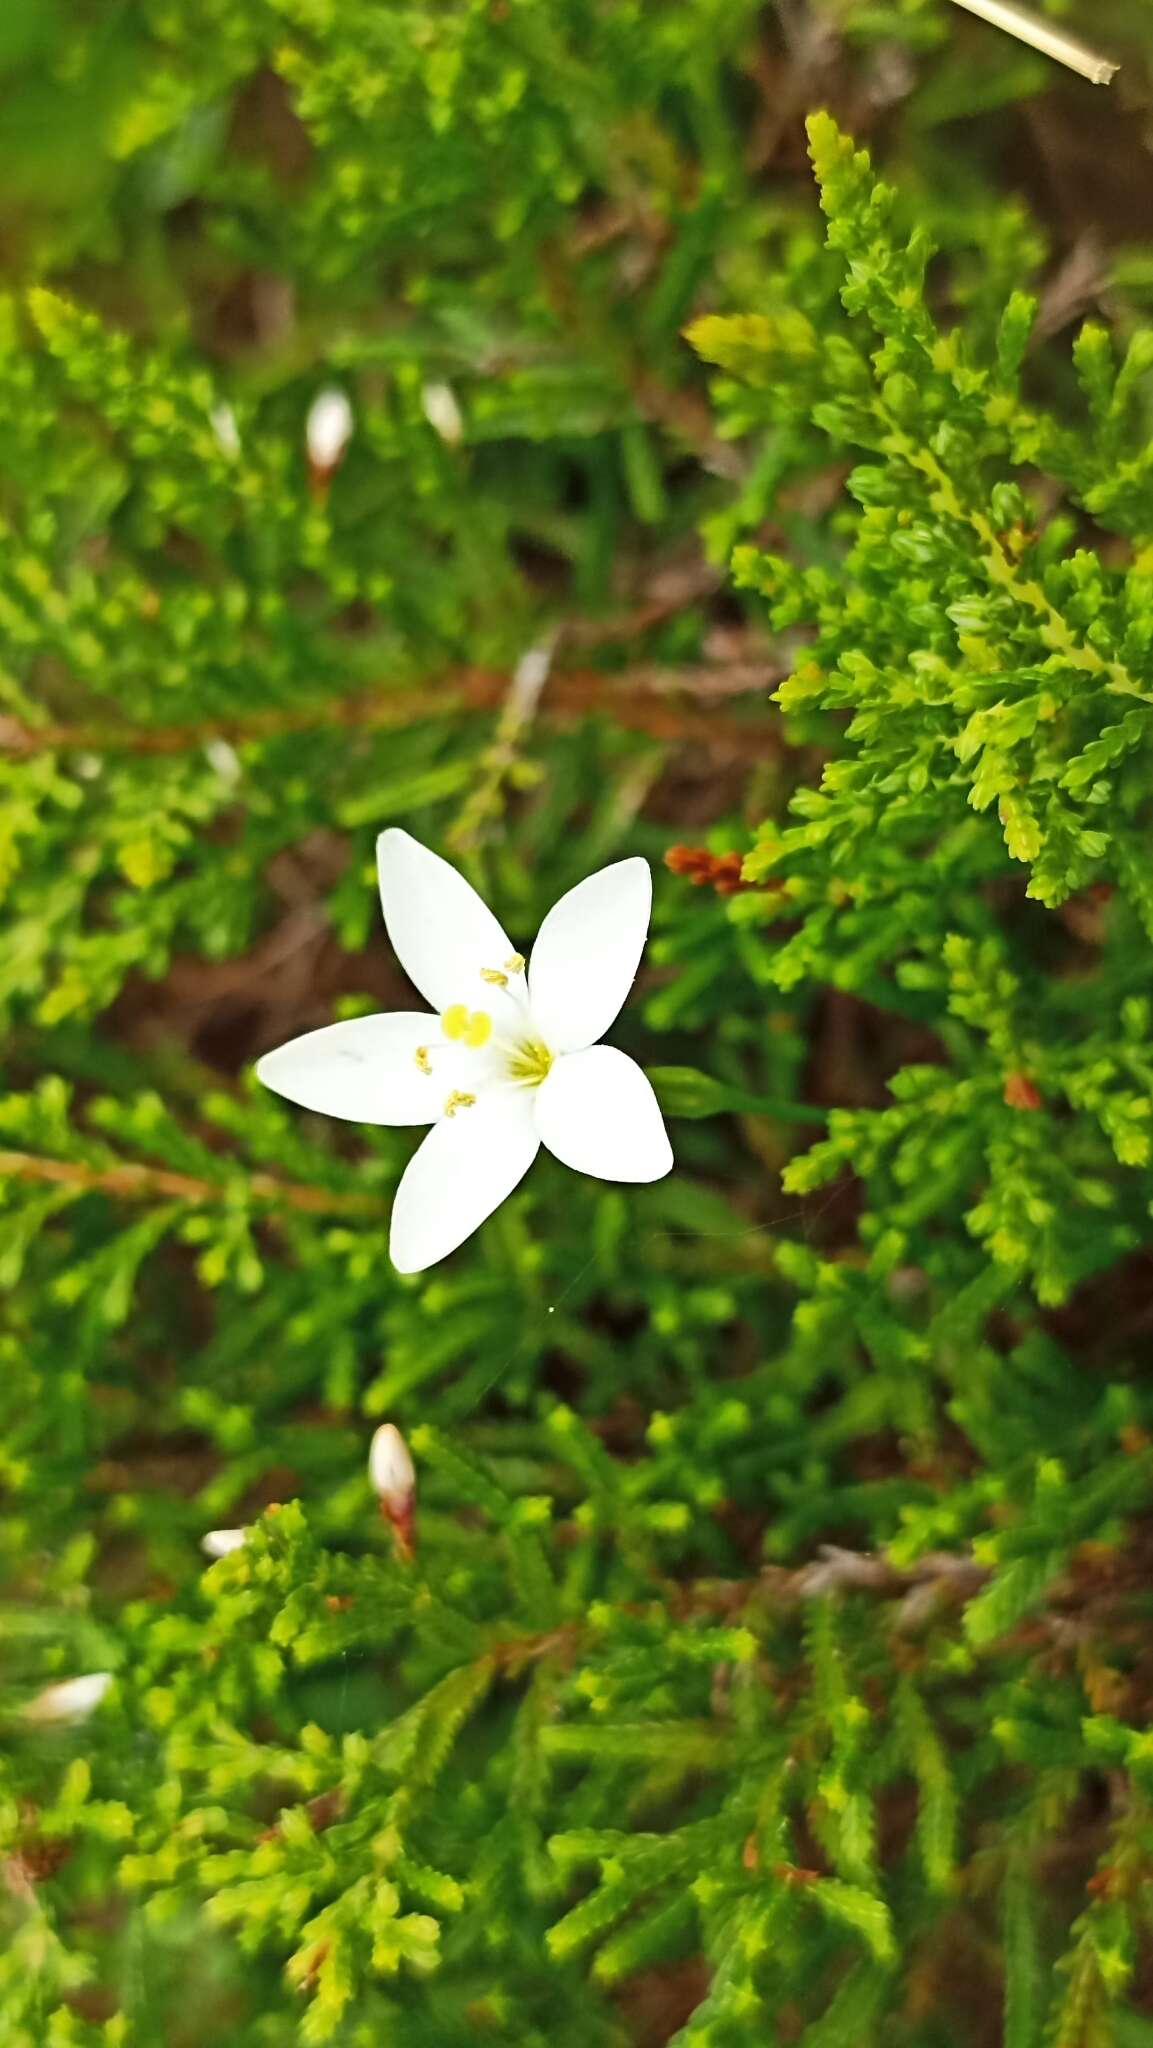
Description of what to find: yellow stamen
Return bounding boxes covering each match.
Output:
[505,953,525,975]
[414,1045,432,1075]
[443,1091,476,1118]
[480,966,508,988]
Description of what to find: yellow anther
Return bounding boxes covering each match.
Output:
[480,966,508,988]
[414,1045,432,1075]
[441,1004,491,1048]
[504,953,525,975]
[443,1091,476,1118]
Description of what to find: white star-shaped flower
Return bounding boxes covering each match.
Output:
[256,829,673,1272]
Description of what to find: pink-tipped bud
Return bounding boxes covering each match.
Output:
[369,1423,416,1560]
[306,386,354,490]
[201,1527,248,1559]
[24,1672,113,1724]
[369,1423,415,1507]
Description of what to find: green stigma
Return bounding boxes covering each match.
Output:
[508,1039,554,1087]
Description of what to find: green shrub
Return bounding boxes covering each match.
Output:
[4,5,1153,2044]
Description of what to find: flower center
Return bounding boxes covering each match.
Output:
[414,954,553,1110]
[506,1038,553,1086]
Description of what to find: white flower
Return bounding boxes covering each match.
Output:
[306,387,354,472]
[368,1423,415,1508]
[201,1527,248,1559]
[256,829,673,1271]
[24,1672,113,1724]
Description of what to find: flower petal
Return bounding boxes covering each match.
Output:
[389,1091,540,1273]
[256,1013,444,1125]
[527,857,651,1053]
[535,1046,673,1182]
[377,828,515,1015]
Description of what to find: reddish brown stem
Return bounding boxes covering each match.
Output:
[0,664,778,761]
[0,1147,385,1217]
[665,842,780,894]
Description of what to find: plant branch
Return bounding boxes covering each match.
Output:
[0,1147,386,1217]
[0,663,780,761]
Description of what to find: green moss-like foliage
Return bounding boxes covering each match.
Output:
[5,4,1153,2044]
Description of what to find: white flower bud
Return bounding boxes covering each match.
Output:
[368,1423,415,1509]
[24,1672,113,1724]
[210,401,241,458]
[421,380,464,446]
[306,387,354,473]
[201,1527,248,1559]
[204,738,242,786]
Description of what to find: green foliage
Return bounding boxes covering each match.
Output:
[6,3,1153,2045]
[690,106,1153,1310]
